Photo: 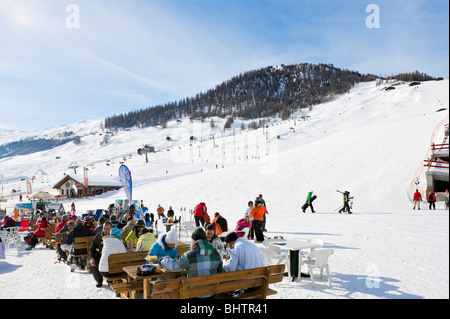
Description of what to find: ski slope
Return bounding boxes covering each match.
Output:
[0,79,449,299]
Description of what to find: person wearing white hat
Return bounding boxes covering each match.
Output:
[148,229,178,259]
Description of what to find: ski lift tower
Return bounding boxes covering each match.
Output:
[137,145,155,163]
[68,161,79,174]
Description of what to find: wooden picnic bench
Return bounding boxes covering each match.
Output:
[108,241,189,298]
[112,265,186,299]
[150,264,285,299]
[103,251,149,283]
[40,224,56,249]
[176,241,190,256]
[72,236,94,269]
[106,239,190,297]
[42,226,57,249]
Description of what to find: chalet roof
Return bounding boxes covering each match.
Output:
[53,174,122,189]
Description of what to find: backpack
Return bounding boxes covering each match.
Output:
[6,219,16,227]
[137,264,157,276]
[24,231,33,244]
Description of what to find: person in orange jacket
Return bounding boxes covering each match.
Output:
[250,198,267,243]
[157,204,165,219]
[211,212,228,236]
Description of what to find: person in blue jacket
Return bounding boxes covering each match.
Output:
[148,229,178,259]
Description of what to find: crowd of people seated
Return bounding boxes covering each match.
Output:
[17,197,269,294]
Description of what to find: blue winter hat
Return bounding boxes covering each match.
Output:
[110,227,122,239]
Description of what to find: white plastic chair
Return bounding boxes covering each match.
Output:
[178,221,196,241]
[1,227,22,253]
[303,248,334,287]
[257,247,272,266]
[267,243,289,270]
[307,238,324,251]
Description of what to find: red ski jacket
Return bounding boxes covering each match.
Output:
[194,203,207,217]
[413,191,422,201]
[427,193,436,202]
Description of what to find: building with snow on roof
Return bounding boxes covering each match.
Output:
[53,174,122,198]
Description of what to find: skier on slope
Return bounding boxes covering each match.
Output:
[302,191,316,213]
[337,190,353,214]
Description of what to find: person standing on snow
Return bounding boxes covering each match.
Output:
[337,190,353,214]
[256,194,269,231]
[427,192,436,210]
[194,202,207,227]
[157,204,165,219]
[413,189,422,210]
[302,191,316,213]
[250,198,268,242]
[246,201,255,240]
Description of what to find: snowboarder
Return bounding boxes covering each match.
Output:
[302,191,316,213]
[427,192,436,210]
[413,189,422,210]
[337,190,353,214]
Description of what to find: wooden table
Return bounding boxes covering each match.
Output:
[122,264,186,299]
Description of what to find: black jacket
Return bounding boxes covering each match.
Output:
[66,223,93,255]
[90,231,105,260]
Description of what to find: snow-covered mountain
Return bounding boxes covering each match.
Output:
[1,79,448,208]
[0,79,448,299]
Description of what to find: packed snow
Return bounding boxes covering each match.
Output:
[0,80,449,299]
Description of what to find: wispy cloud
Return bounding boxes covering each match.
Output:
[0,0,448,130]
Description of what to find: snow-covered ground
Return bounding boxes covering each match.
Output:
[1,80,449,299]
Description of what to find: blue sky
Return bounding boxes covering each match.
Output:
[0,0,448,131]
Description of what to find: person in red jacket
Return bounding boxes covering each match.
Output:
[55,214,69,233]
[427,192,436,210]
[26,213,50,250]
[413,189,422,210]
[194,202,207,227]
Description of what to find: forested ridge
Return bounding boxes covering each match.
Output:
[105,63,379,129]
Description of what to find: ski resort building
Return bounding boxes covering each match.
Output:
[424,122,449,201]
[53,174,122,198]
